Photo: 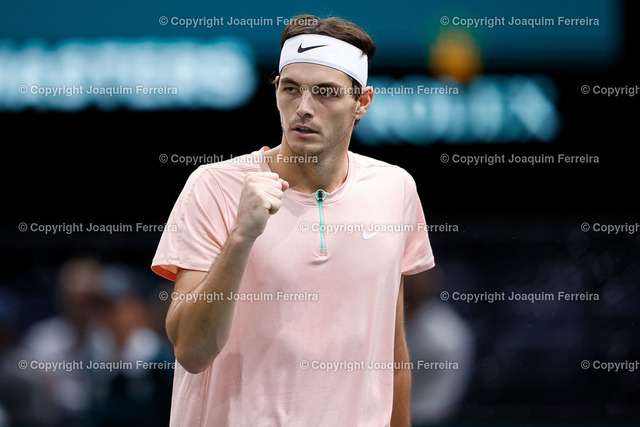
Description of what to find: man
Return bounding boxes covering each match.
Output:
[152,14,435,426]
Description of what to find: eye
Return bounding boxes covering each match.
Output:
[316,86,339,98]
[283,86,297,94]
[321,90,338,98]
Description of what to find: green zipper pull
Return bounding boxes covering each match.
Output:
[314,189,327,253]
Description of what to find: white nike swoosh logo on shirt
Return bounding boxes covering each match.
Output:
[362,231,380,240]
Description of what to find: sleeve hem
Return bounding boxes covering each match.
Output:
[151,259,211,282]
[401,257,435,276]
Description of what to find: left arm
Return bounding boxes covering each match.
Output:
[391,277,412,427]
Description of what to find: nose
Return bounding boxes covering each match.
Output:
[296,89,314,118]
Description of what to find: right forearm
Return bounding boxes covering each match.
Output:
[167,227,255,373]
[167,171,288,373]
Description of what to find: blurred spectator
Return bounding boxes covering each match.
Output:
[0,287,30,426]
[87,264,173,427]
[19,256,109,426]
[404,266,475,425]
[13,257,174,426]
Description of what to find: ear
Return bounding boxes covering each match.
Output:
[354,86,374,121]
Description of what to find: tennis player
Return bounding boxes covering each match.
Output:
[152,14,435,426]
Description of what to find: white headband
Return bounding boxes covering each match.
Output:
[278,34,368,87]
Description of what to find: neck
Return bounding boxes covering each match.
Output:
[266,140,349,194]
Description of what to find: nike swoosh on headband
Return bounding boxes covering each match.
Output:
[280,34,369,86]
[297,44,327,53]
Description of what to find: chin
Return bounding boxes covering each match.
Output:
[284,134,324,156]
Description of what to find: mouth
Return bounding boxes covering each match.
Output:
[292,124,319,137]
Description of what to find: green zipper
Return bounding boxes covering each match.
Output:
[314,189,327,252]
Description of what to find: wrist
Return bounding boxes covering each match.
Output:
[228,224,258,248]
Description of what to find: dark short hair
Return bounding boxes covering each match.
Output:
[280,14,376,61]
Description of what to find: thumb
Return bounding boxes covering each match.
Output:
[279,178,290,191]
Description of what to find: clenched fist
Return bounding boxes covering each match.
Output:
[233,172,289,241]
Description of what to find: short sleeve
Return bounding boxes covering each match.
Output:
[401,170,435,275]
[151,166,231,282]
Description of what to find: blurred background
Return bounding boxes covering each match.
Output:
[1,0,638,425]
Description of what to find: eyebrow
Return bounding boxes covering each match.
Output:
[279,77,345,88]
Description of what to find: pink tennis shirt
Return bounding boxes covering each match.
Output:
[152,147,435,426]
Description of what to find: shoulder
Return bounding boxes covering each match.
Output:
[182,151,264,192]
[198,151,263,177]
[351,151,417,188]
